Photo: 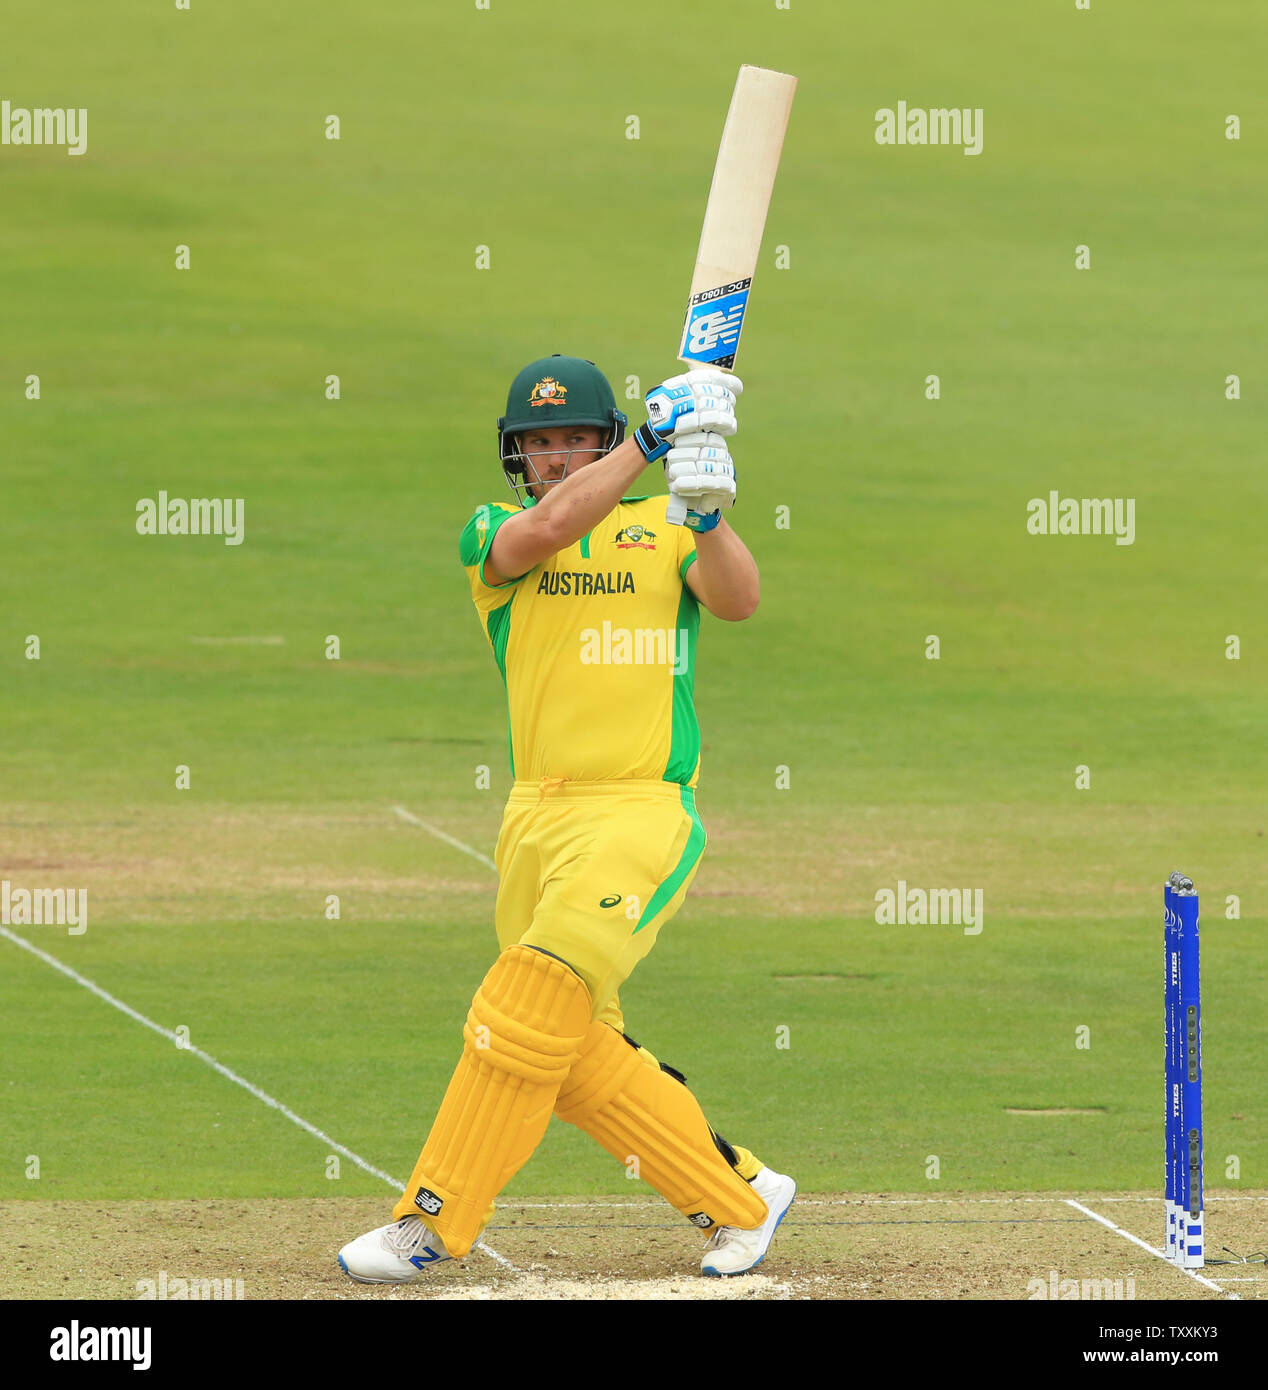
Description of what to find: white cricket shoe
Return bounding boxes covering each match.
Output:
[338,1215,452,1284]
[701,1166,796,1277]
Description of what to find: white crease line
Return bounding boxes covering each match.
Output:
[793,1196,1087,1207]
[473,1240,517,1269]
[1077,1195,1268,1204]
[497,1196,1266,1210]
[1065,1200,1230,1298]
[496,1197,1045,1209]
[392,805,497,872]
[0,925,516,1272]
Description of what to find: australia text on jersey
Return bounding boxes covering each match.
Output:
[536,570,636,596]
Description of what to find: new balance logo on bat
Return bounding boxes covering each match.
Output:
[681,281,751,363]
[686,305,744,353]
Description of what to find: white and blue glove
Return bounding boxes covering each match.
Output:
[664,430,737,531]
[634,368,741,462]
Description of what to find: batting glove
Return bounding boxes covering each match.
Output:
[664,430,737,528]
[634,369,742,461]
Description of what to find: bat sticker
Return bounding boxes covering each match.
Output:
[679,280,751,368]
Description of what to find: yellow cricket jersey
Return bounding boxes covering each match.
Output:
[458,494,702,787]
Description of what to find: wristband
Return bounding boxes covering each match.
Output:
[634,421,670,462]
[683,507,722,533]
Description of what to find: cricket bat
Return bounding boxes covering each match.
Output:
[668,64,797,526]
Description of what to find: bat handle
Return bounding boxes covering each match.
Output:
[666,494,688,526]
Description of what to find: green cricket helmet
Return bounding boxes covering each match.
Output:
[497,354,628,504]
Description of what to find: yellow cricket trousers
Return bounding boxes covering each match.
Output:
[492,776,707,1023]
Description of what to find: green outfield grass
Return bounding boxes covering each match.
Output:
[2,0,1265,1205]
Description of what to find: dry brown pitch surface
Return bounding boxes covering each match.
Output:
[4,1192,1265,1301]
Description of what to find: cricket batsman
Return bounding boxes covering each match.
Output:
[339,354,795,1282]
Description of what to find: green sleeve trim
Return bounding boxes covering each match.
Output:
[679,549,697,583]
[458,503,525,589]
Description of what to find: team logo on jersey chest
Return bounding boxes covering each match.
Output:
[614,524,656,550]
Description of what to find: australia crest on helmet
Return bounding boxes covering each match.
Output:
[529,376,568,408]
